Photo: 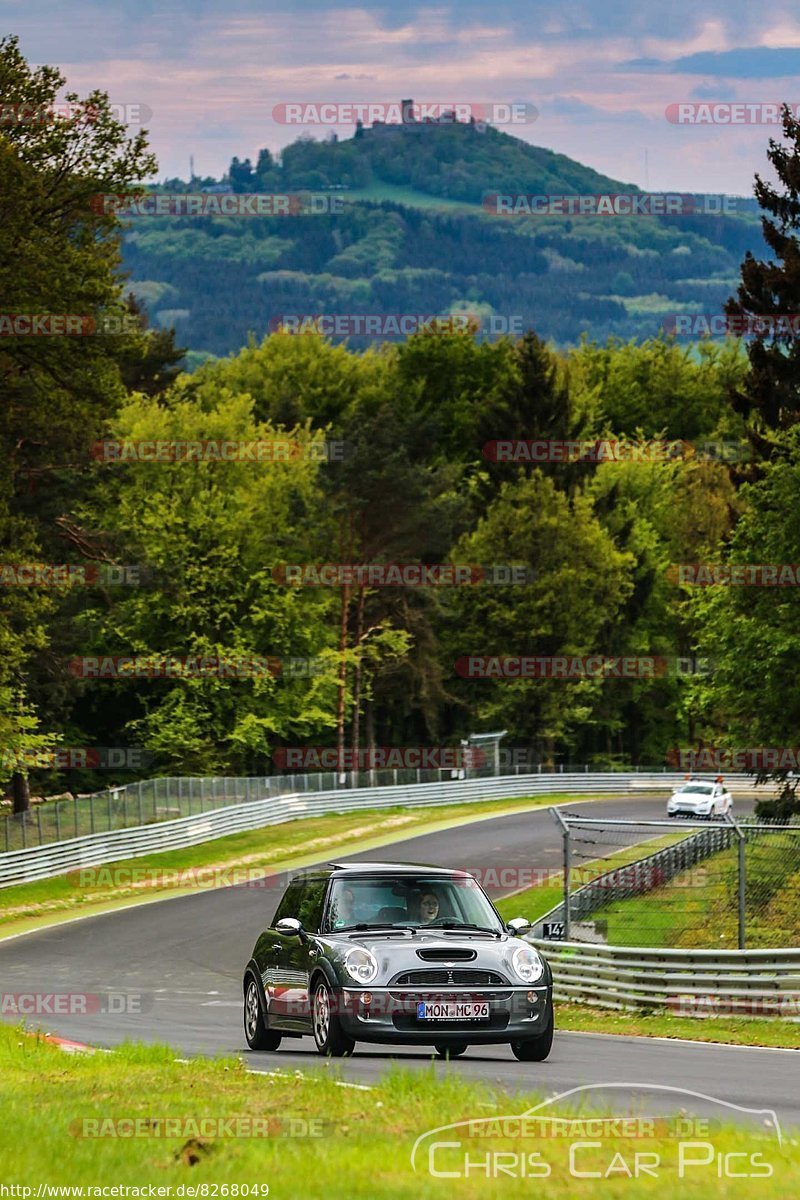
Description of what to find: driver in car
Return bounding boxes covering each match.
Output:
[419,890,440,924]
[331,886,356,928]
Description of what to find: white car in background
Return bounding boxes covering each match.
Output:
[667,776,733,819]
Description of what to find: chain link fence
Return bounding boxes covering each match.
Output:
[536,813,800,950]
[0,762,685,854]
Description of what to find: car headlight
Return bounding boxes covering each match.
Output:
[511,945,545,984]
[344,947,378,984]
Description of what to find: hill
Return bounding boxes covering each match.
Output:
[125,123,766,359]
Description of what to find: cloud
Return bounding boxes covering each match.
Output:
[689,81,738,100]
[545,94,646,123]
[620,46,800,78]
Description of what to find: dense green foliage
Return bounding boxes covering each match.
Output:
[124,197,764,356]
[132,120,766,355]
[3,44,800,812]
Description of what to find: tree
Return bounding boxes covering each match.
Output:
[75,386,342,773]
[444,472,634,759]
[228,156,254,192]
[0,36,157,805]
[690,427,800,817]
[726,106,800,442]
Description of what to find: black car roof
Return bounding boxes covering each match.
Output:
[326,861,464,875]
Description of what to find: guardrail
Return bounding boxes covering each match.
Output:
[530,940,800,1019]
[0,770,755,889]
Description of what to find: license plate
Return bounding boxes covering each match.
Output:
[416,1000,489,1021]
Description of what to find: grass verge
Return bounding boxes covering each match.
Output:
[555,1002,800,1049]
[589,833,800,949]
[0,1023,794,1196]
[494,832,687,928]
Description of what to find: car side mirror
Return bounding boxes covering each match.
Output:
[506,916,531,935]
[276,917,306,940]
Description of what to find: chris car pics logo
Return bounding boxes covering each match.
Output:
[411,1084,780,1180]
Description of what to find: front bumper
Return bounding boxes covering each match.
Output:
[335,985,552,1044]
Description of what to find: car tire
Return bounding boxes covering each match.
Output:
[511,1011,553,1062]
[434,1041,468,1058]
[312,978,355,1057]
[244,976,282,1051]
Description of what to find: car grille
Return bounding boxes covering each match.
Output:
[391,969,507,986]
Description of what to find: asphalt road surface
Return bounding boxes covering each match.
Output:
[3,792,793,1131]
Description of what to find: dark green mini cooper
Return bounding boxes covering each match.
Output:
[243,861,553,1060]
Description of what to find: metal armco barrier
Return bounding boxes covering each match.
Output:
[0,770,755,889]
[529,940,800,1020]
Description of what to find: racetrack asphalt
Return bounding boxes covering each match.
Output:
[3,792,794,1131]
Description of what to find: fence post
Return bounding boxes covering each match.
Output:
[138,782,144,825]
[108,789,113,831]
[74,795,79,838]
[37,805,43,845]
[726,811,746,950]
[551,807,571,942]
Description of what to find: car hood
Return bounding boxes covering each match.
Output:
[317,930,544,985]
[670,793,713,805]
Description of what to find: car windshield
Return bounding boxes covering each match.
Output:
[680,784,714,794]
[325,874,504,933]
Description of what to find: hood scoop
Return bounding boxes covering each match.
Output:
[416,946,477,962]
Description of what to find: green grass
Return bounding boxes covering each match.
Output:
[0,1023,794,1195]
[339,181,481,210]
[588,833,800,949]
[0,792,612,939]
[555,1002,800,1049]
[494,832,688,927]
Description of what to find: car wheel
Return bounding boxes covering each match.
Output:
[511,1011,553,1062]
[312,979,355,1057]
[434,1041,468,1059]
[244,976,282,1051]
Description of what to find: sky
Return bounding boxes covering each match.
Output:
[4,0,800,192]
